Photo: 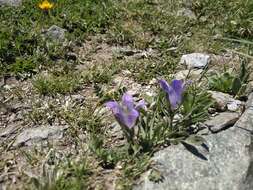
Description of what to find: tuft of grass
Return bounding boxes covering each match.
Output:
[29,157,93,190]
[115,154,151,189]
[33,73,81,95]
[8,57,37,77]
[81,63,119,85]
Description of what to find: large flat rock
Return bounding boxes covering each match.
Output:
[204,112,240,132]
[134,93,253,190]
[12,125,68,147]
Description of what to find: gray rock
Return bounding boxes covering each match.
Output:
[177,8,197,20]
[112,75,155,96]
[13,125,68,147]
[208,91,243,111]
[208,91,232,111]
[173,69,203,80]
[0,0,21,6]
[180,53,210,69]
[227,100,243,112]
[71,94,85,104]
[208,107,216,114]
[204,112,240,132]
[46,25,66,41]
[134,93,253,190]
[245,81,253,96]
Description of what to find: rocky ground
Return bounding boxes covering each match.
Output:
[0,0,253,190]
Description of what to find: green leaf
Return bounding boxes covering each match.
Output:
[232,77,242,95]
[239,61,246,81]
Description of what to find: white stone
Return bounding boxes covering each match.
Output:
[180,53,210,69]
[227,100,242,112]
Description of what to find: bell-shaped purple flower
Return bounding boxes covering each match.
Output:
[159,79,185,110]
[105,93,146,129]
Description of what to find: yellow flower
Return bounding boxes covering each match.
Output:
[38,0,54,11]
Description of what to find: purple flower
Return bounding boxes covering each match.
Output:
[105,93,146,129]
[159,79,185,110]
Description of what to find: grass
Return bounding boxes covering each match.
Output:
[1,0,252,77]
[0,0,253,189]
[33,73,81,95]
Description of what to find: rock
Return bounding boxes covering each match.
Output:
[177,8,197,20]
[180,53,210,69]
[0,0,21,6]
[112,75,155,96]
[227,100,242,112]
[149,78,157,85]
[71,94,85,104]
[46,25,66,41]
[122,70,132,75]
[134,92,253,190]
[208,91,232,111]
[13,125,68,147]
[207,107,216,114]
[204,112,240,132]
[245,81,253,96]
[173,69,203,80]
[197,126,210,135]
[173,114,183,123]
[208,91,243,111]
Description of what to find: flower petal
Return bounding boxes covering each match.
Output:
[125,109,139,128]
[105,101,120,114]
[122,92,134,109]
[135,99,146,110]
[171,79,184,103]
[115,110,128,128]
[106,101,128,127]
[171,79,184,95]
[158,79,171,94]
[159,79,182,109]
[168,89,178,109]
